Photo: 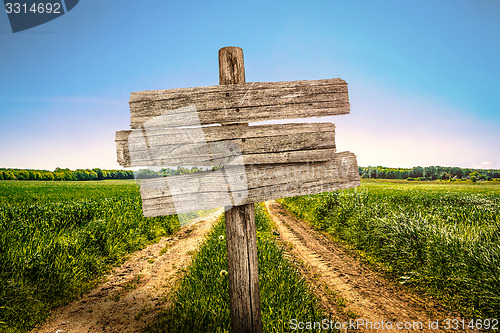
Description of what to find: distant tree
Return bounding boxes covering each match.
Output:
[469,171,481,182]
[3,171,16,180]
[43,172,54,181]
[92,168,104,180]
[27,171,35,180]
[74,169,89,181]
[0,171,3,180]
[61,169,76,181]
[53,172,65,181]
[135,169,159,179]
[410,166,424,178]
[174,167,190,175]
[28,170,41,180]
[87,169,98,180]
[453,168,464,179]
[423,166,435,179]
[14,170,30,180]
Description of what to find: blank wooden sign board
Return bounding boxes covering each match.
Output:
[116,47,360,332]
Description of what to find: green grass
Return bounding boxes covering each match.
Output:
[6,178,497,330]
[0,180,179,332]
[148,204,332,332]
[279,179,500,319]
[176,207,220,226]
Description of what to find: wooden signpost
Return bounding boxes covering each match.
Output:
[116,47,360,332]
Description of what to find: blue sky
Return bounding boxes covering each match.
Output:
[1,0,499,170]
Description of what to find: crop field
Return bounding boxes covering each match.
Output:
[279,179,500,319]
[148,203,328,332]
[2,178,499,331]
[0,180,179,332]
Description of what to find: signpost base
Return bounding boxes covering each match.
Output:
[225,203,263,333]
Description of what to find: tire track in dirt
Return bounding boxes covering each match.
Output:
[265,200,473,333]
[33,208,223,333]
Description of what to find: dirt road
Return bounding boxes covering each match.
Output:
[33,209,222,333]
[265,200,473,333]
[34,201,473,332]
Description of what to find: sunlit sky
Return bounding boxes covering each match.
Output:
[1,0,499,170]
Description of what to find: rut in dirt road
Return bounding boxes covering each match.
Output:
[265,200,473,333]
[33,209,222,333]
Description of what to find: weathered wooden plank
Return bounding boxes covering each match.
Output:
[116,123,336,167]
[141,151,358,199]
[139,151,360,216]
[129,78,349,128]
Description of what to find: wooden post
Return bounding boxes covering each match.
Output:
[219,46,263,333]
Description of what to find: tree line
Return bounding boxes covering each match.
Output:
[0,168,134,181]
[2,166,499,182]
[0,167,208,181]
[359,166,500,181]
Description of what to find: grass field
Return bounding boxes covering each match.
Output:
[279,179,500,319]
[0,180,179,332]
[148,203,330,332]
[2,178,499,331]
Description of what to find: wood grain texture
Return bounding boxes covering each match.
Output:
[219,46,245,85]
[139,151,360,217]
[116,123,336,167]
[129,78,349,128]
[225,203,261,333]
[219,46,263,333]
